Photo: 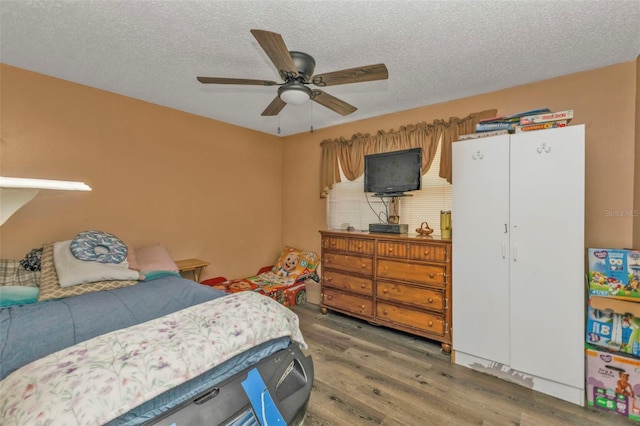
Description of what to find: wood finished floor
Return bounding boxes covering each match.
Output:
[293,302,638,426]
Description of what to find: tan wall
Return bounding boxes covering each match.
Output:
[283,61,638,255]
[0,64,283,280]
[634,55,640,248]
[2,61,637,280]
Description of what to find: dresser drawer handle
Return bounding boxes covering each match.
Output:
[383,309,388,315]
[358,243,363,249]
[360,305,366,310]
[361,263,367,269]
[326,276,333,282]
[427,297,433,303]
[424,250,430,255]
[429,273,435,278]
[428,321,434,327]
[327,295,333,300]
[361,284,366,288]
[388,248,393,253]
[331,241,336,246]
[383,288,388,293]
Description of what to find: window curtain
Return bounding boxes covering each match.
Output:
[319,109,497,197]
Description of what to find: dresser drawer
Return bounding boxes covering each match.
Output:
[322,270,373,296]
[323,236,374,255]
[377,259,446,287]
[377,240,408,259]
[323,253,373,275]
[408,243,448,262]
[376,302,445,336]
[376,280,444,311]
[322,288,373,316]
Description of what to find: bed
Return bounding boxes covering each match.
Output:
[202,246,320,308]
[0,240,313,425]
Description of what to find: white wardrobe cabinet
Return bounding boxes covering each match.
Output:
[451,125,585,405]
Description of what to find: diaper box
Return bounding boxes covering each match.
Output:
[586,296,640,356]
[588,248,640,299]
[586,345,640,421]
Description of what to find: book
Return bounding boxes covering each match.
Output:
[475,121,518,132]
[458,129,509,140]
[519,109,573,125]
[479,108,551,123]
[504,108,551,120]
[514,120,568,133]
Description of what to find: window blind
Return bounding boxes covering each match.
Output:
[326,140,452,233]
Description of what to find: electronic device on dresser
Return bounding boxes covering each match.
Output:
[364,147,422,234]
[368,223,408,234]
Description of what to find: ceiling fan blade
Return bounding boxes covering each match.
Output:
[197,77,279,86]
[261,96,287,116]
[312,90,357,116]
[311,63,388,87]
[250,29,298,80]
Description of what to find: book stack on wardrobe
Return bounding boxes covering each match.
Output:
[459,107,574,140]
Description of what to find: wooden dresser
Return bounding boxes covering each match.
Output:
[319,230,452,353]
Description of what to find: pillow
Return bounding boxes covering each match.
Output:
[20,247,43,271]
[0,286,39,307]
[38,243,137,302]
[0,259,40,287]
[271,246,319,278]
[70,230,128,264]
[53,240,139,287]
[127,245,140,271]
[134,244,179,273]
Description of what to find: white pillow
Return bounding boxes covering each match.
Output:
[53,240,139,287]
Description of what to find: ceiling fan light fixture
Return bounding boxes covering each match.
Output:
[278,83,312,105]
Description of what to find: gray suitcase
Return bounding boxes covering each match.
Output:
[147,345,313,426]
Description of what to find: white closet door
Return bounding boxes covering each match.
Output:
[509,125,585,387]
[452,135,511,364]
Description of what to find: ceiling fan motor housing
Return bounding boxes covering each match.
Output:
[289,51,315,82]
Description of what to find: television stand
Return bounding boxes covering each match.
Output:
[373,192,413,198]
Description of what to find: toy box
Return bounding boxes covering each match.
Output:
[586,296,640,356]
[588,248,640,299]
[586,345,640,421]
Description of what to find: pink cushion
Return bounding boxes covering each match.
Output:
[134,244,178,273]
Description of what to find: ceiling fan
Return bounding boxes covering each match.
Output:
[197,29,389,117]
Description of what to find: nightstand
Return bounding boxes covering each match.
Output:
[175,258,210,282]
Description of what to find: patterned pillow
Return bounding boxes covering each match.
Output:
[38,243,137,302]
[20,247,43,271]
[70,230,128,264]
[271,246,319,278]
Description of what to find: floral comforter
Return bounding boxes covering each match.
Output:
[0,291,307,426]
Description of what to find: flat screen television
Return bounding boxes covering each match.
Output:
[364,147,422,196]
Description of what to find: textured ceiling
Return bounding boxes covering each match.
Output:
[1,0,639,136]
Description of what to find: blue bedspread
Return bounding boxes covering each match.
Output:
[0,276,226,381]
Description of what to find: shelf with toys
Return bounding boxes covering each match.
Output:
[586,247,640,421]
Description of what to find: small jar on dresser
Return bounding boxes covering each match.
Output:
[319,230,452,353]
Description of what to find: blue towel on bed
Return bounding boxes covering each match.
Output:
[0,276,226,381]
